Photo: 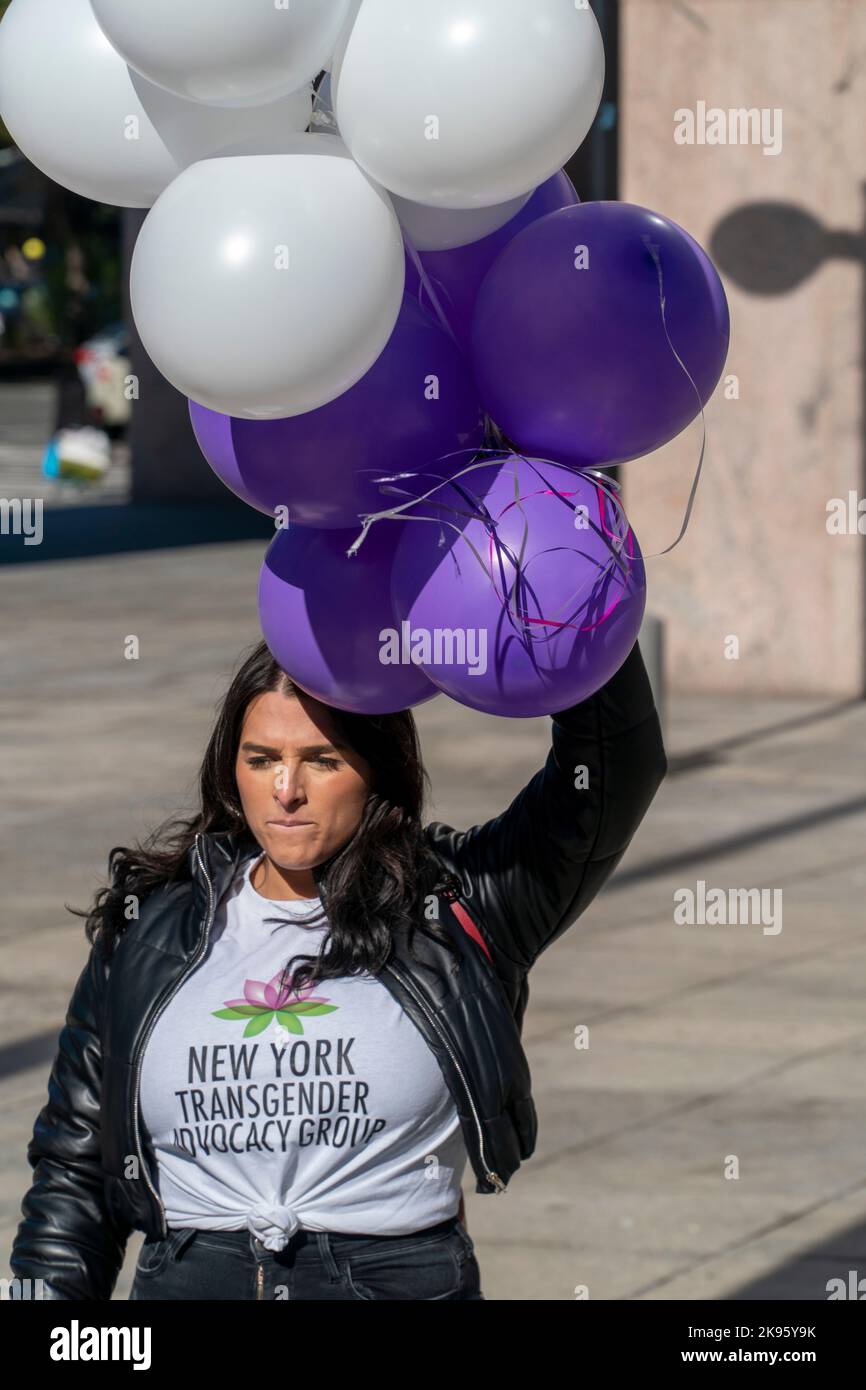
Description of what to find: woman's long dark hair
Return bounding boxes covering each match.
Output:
[69,638,460,989]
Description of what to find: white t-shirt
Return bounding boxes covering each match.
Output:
[139,852,468,1248]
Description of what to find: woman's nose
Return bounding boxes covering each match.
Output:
[272,764,305,802]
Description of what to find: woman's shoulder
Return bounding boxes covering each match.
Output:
[111,873,196,953]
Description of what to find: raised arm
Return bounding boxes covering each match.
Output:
[427,638,668,976]
[8,942,131,1300]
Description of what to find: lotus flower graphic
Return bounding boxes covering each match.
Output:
[212,971,338,1037]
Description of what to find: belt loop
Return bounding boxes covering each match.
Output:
[168,1228,197,1262]
[316,1231,341,1282]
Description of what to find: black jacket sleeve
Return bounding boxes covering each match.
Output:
[8,942,132,1300]
[426,637,668,976]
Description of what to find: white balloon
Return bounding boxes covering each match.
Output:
[135,78,313,169]
[333,0,605,210]
[0,0,312,208]
[129,137,406,420]
[391,190,532,253]
[91,0,351,108]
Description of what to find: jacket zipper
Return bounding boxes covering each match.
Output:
[130,832,218,1238]
[256,1264,264,1300]
[383,958,506,1193]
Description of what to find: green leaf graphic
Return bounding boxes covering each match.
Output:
[289,1004,339,1017]
[212,1006,263,1020]
[275,1011,305,1034]
[243,1012,275,1037]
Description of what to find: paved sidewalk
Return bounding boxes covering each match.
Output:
[1,536,865,1300]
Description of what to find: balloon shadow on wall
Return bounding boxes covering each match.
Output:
[709,196,866,693]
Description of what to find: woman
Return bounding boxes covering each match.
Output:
[9,634,667,1301]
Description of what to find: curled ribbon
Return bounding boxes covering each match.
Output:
[350,227,708,590]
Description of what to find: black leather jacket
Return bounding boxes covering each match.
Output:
[8,639,667,1299]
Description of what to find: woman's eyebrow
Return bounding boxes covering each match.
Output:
[240,741,347,756]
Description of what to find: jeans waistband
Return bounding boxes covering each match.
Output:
[167,1213,459,1261]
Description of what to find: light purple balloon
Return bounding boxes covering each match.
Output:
[259,518,439,715]
[390,455,646,717]
[190,296,485,529]
[403,170,580,349]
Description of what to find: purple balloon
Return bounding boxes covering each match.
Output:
[403,170,579,349]
[470,201,730,469]
[259,519,439,715]
[390,454,646,718]
[190,296,485,529]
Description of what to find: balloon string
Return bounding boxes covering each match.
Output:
[307,77,462,351]
[309,72,338,134]
[308,77,465,354]
[348,451,638,653]
[482,466,638,642]
[637,233,707,559]
[489,498,633,635]
[348,449,627,563]
[401,230,462,351]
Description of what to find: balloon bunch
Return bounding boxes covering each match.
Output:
[0,0,730,717]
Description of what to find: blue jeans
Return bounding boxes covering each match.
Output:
[128,1214,484,1300]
